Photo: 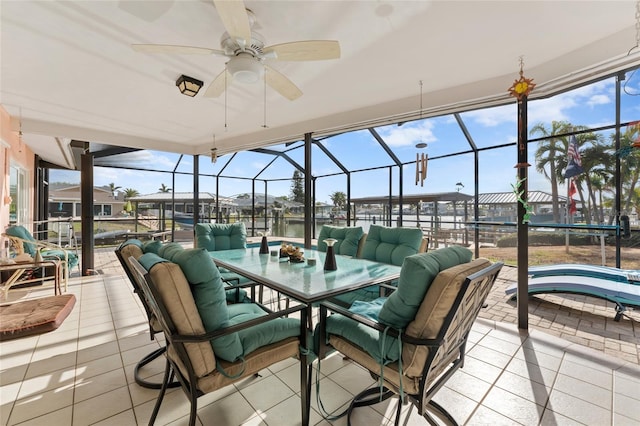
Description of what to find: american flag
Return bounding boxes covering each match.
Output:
[564,135,583,178]
[567,135,582,166]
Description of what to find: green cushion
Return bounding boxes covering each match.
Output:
[143,240,162,254]
[359,225,423,266]
[325,300,400,364]
[120,239,143,250]
[7,225,78,270]
[317,225,363,257]
[227,304,301,357]
[171,248,243,362]
[6,225,37,256]
[378,247,472,328]
[195,223,247,252]
[139,252,167,271]
[158,242,184,261]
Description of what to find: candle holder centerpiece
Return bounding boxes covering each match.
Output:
[323,238,337,271]
[280,242,305,263]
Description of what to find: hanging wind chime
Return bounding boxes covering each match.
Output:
[415,80,428,186]
[509,57,535,169]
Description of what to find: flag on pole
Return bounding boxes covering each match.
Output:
[564,135,584,178]
[568,179,577,215]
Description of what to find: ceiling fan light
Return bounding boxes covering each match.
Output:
[176,74,203,97]
[227,54,263,84]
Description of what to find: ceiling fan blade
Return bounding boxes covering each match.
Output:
[204,69,232,97]
[265,65,302,101]
[263,40,341,61]
[212,0,251,48]
[132,44,224,56]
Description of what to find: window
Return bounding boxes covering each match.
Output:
[9,163,29,224]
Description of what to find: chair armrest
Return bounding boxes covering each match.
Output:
[172,303,306,343]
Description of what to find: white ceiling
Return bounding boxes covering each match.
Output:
[2,0,639,169]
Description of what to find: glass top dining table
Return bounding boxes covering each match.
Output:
[208,245,401,304]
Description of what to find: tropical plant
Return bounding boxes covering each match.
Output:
[531,120,572,223]
[108,182,121,198]
[158,183,171,193]
[123,188,140,199]
[329,191,346,210]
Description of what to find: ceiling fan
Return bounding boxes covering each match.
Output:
[132,0,340,100]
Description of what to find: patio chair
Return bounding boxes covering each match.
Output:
[194,222,258,300]
[318,253,503,425]
[128,248,309,426]
[116,239,252,389]
[316,225,365,258]
[334,224,427,305]
[4,224,79,291]
[115,239,178,389]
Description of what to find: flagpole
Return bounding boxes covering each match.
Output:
[565,178,570,254]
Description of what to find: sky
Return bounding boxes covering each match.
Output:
[50,71,640,205]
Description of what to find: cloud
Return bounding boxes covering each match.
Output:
[464,104,516,127]
[587,94,610,107]
[377,121,436,147]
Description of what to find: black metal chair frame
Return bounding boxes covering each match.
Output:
[129,257,310,426]
[318,261,503,426]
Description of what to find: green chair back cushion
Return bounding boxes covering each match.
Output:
[170,248,244,361]
[359,225,423,266]
[317,225,364,257]
[158,242,184,261]
[120,239,143,249]
[6,225,37,256]
[143,240,163,254]
[378,246,472,328]
[195,222,247,252]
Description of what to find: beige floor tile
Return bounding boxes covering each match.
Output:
[326,362,375,396]
[75,353,124,381]
[504,356,559,387]
[554,373,612,410]
[483,385,545,424]
[76,340,120,364]
[558,358,613,390]
[9,386,74,425]
[261,394,323,426]
[614,393,640,422]
[73,368,128,403]
[467,405,519,426]
[546,388,611,426]
[10,406,73,426]
[240,373,295,412]
[197,392,267,426]
[494,369,551,406]
[91,409,138,426]
[443,370,492,403]
[71,386,132,426]
[539,408,585,426]
[17,367,75,399]
[25,352,76,379]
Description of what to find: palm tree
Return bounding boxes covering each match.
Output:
[617,125,640,214]
[108,182,121,198]
[329,191,346,210]
[158,183,171,193]
[531,120,572,223]
[123,188,140,199]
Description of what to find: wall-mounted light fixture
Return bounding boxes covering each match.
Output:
[176,74,203,97]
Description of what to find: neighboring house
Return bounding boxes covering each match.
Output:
[48,184,125,218]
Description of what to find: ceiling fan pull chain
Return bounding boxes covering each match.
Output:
[224,67,228,131]
[262,69,268,128]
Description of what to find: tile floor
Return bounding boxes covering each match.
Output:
[1,247,639,425]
